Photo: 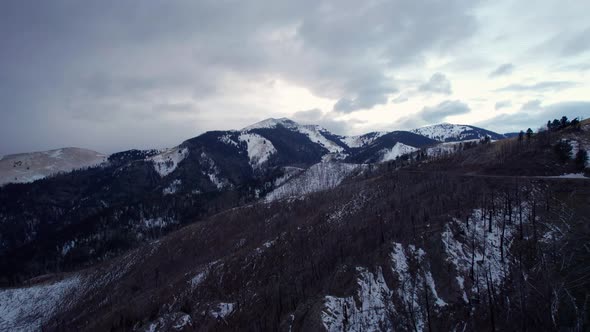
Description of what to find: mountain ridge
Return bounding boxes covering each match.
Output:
[0,118,510,285]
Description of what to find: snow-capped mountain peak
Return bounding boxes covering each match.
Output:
[411,123,505,142]
[241,117,298,131]
[242,118,346,155]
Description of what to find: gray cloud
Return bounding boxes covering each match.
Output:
[418,73,452,95]
[561,27,590,56]
[394,100,471,129]
[421,100,471,121]
[489,63,515,77]
[291,108,324,122]
[476,101,590,133]
[535,27,590,58]
[520,100,542,111]
[291,109,364,134]
[4,1,589,154]
[392,95,409,104]
[0,0,485,154]
[495,81,578,92]
[494,100,512,110]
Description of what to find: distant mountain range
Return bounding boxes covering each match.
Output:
[0,119,505,283]
[0,117,588,331]
[0,119,504,186]
[1,117,589,331]
[0,147,107,185]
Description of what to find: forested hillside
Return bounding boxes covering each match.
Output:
[0,118,588,331]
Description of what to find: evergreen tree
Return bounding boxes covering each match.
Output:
[525,128,533,140]
[554,141,573,163]
[575,149,588,168]
[518,130,524,141]
[560,116,569,128]
[571,118,580,129]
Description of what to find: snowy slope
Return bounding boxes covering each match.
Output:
[411,123,504,142]
[148,146,189,177]
[238,133,276,169]
[243,118,345,155]
[380,142,418,161]
[0,276,81,331]
[0,147,107,186]
[296,125,345,154]
[425,139,480,157]
[322,267,393,331]
[340,132,388,149]
[241,117,299,131]
[265,162,362,202]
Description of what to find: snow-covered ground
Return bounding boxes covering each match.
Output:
[241,117,297,131]
[209,302,235,319]
[340,132,387,149]
[380,142,418,161]
[242,118,345,154]
[0,147,107,185]
[442,203,532,298]
[0,276,81,331]
[296,125,345,154]
[273,166,305,188]
[322,267,393,331]
[149,146,189,177]
[238,133,276,169]
[412,123,493,142]
[163,179,182,195]
[265,162,362,202]
[543,173,588,179]
[322,241,448,332]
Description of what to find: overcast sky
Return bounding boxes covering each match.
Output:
[1,0,589,155]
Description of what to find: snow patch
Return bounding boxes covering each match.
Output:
[322,267,393,332]
[141,217,178,229]
[163,179,182,195]
[0,276,81,331]
[210,302,235,319]
[328,192,370,224]
[242,117,297,130]
[274,166,305,188]
[295,125,345,154]
[172,314,192,330]
[218,134,238,147]
[61,240,76,256]
[265,163,361,202]
[412,123,498,142]
[442,203,532,297]
[380,142,418,162]
[389,243,446,331]
[547,173,588,179]
[341,132,387,149]
[200,152,230,190]
[149,147,189,177]
[238,133,276,168]
[190,270,209,289]
[0,147,108,186]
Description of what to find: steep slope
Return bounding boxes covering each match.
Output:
[243,118,348,157]
[0,147,107,185]
[339,131,388,149]
[265,162,364,202]
[4,161,587,331]
[411,123,505,142]
[1,120,588,331]
[345,131,438,163]
[0,118,503,284]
